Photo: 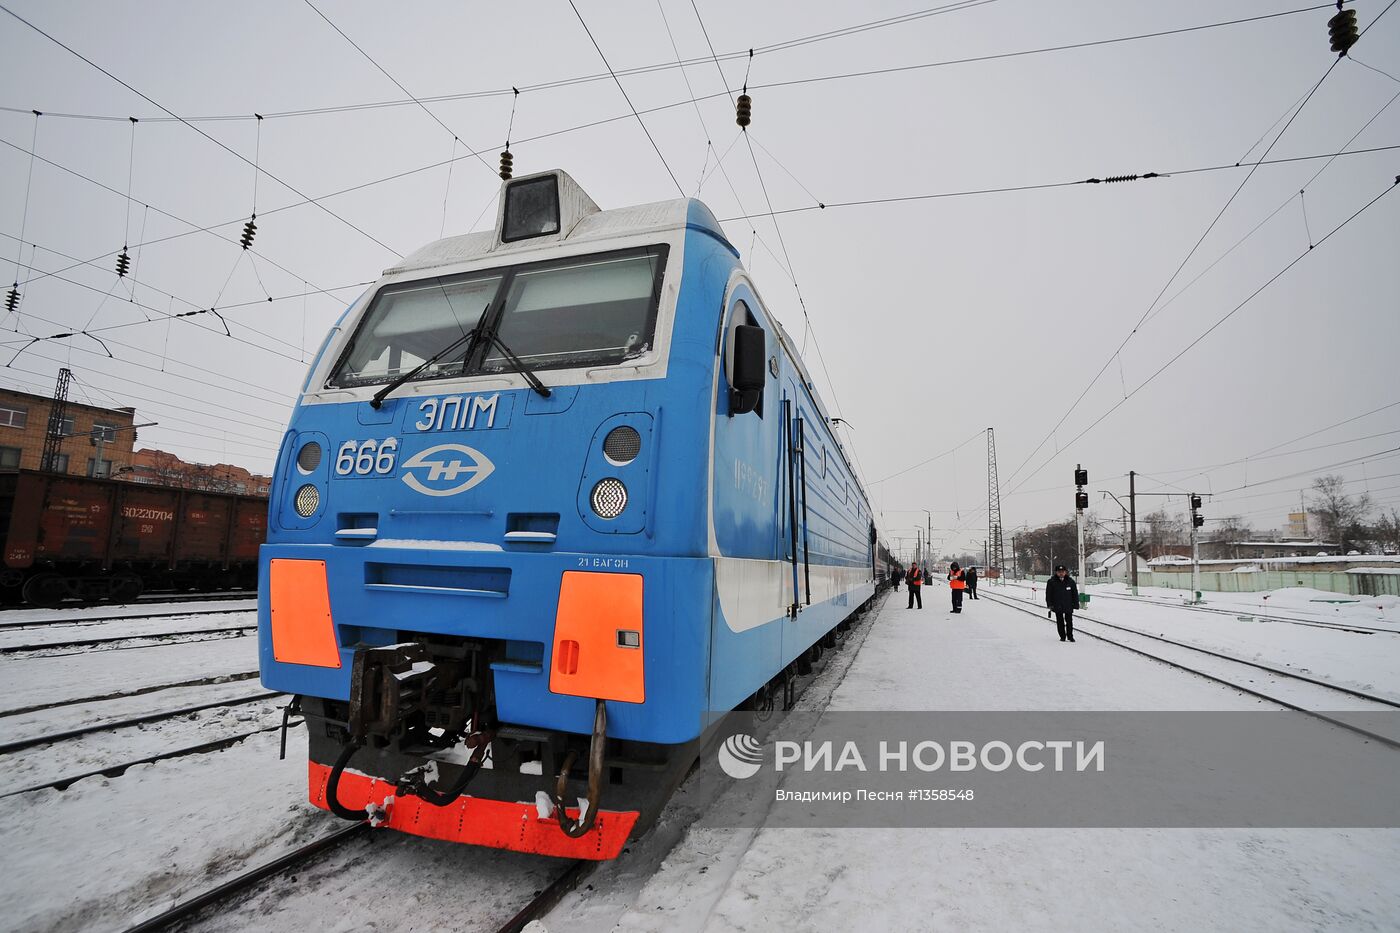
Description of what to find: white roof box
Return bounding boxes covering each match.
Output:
[494,169,600,248]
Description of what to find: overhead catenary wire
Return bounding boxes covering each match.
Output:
[0,0,1006,126]
[1006,175,1400,497]
[0,136,345,308]
[569,0,686,197]
[300,0,495,181]
[6,0,1336,294]
[0,2,405,259]
[0,2,1334,129]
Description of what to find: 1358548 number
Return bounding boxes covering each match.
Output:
[334,438,399,476]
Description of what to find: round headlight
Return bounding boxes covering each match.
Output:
[590,478,628,519]
[294,484,321,517]
[603,425,642,465]
[296,441,323,473]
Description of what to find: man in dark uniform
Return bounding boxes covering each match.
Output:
[906,562,923,609]
[965,566,979,599]
[1046,565,1078,642]
[891,567,900,592]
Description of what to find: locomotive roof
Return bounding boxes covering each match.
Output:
[384,177,734,278]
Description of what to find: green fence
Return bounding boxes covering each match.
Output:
[1135,570,1400,597]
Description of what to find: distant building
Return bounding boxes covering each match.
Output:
[0,387,136,478]
[1086,547,1131,581]
[121,448,271,496]
[1201,540,1338,560]
[1286,511,1311,539]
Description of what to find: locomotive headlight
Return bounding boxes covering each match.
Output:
[590,478,628,519]
[294,484,321,517]
[296,441,323,474]
[602,425,642,465]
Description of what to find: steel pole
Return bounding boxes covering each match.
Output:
[1129,470,1139,596]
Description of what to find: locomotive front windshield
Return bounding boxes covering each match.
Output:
[329,245,667,388]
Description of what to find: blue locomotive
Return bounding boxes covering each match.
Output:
[259,170,882,858]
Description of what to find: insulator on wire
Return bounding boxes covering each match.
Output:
[115,247,131,278]
[4,287,18,314]
[735,93,752,128]
[240,215,257,250]
[499,149,514,180]
[1328,8,1358,54]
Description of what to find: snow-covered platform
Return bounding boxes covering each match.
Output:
[547,587,1400,932]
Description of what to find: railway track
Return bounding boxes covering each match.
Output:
[92,590,886,931]
[0,604,255,631]
[0,624,257,657]
[1077,588,1399,636]
[111,590,888,932]
[0,689,283,755]
[3,719,303,798]
[0,671,260,718]
[118,822,588,933]
[979,591,1400,749]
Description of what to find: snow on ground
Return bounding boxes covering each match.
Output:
[1074,582,1400,628]
[2,677,274,749]
[544,589,1400,932]
[996,582,1400,701]
[5,693,289,792]
[0,631,259,713]
[192,825,561,933]
[0,610,257,652]
[0,598,257,628]
[0,729,324,933]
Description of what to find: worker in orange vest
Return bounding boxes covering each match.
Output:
[948,561,966,614]
[906,562,923,609]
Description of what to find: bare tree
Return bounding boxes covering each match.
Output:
[1205,515,1252,560]
[1142,507,1186,557]
[1309,475,1372,554]
[1372,508,1400,555]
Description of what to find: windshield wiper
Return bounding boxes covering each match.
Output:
[369,324,483,409]
[483,331,551,398]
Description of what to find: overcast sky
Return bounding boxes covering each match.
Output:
[1,0,1396,556]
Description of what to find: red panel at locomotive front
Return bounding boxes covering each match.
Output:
[110,485,179,561]
[36,477,115,561]
[176,494,231,563]
[228,498,268,563]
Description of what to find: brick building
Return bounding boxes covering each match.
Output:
[0,387,137,478]
[122,447,272,496]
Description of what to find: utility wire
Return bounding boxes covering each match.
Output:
[301,0,496,179]
[0,2,404,259]
[569,0,686,197]
[0,0,1006,125]
[0,136,342,303]
[1006,175,1400,496]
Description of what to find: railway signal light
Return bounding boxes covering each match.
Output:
[1190,493,1204,528]
[1075,491,1089,510]
[1074,468,1088,487]
[240,216,257,250]
[1328,7,1359,55]
[115,247,131,278]
[1190,494,1202,511]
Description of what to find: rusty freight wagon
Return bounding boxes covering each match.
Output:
[0,470,267,606]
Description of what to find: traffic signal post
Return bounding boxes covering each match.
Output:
[1189,493,1205,605]
[1074,465,1088,585]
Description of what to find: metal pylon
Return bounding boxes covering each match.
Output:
[987,427,1005,580]
[40,367,72,473]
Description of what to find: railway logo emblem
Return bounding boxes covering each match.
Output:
[718,733,765,780]
[400,444,495,497]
